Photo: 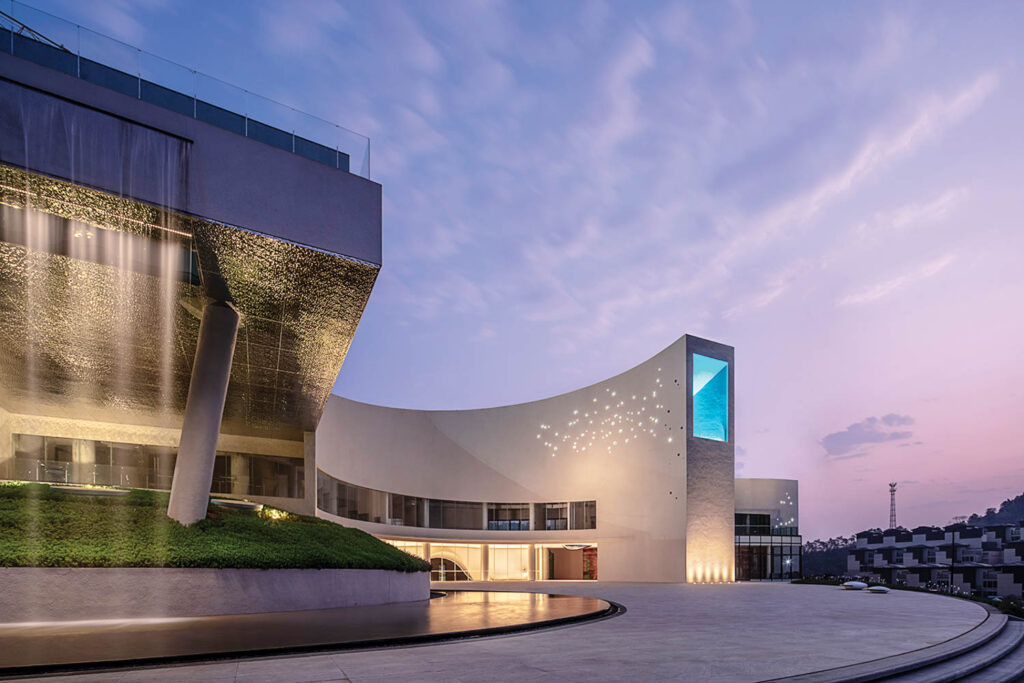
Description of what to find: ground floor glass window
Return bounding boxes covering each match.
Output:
[735,535,801,581]
[429,543,482,581]
[430,557,470,581]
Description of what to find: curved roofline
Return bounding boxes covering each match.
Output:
[331,333,723,415]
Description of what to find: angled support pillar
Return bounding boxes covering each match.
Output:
[167,301,239,526]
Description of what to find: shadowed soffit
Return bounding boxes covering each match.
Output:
[0,164,378,440]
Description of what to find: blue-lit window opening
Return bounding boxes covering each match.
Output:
[692,353,728,442]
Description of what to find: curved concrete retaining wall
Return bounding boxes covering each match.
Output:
[0,568,429,622]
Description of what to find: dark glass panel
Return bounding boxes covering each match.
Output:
[195,100,245,135]
[247,120,293,153]
[488,503,530,530]
[79,58,138,97]
[544,502,568,530]
[570,501,597,529]
[294,137,338,167]
[140,80,195,116]
[13,34,77,76]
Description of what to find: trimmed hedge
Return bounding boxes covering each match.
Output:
[0,483,429,572]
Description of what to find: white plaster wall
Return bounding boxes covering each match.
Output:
[317,335,736,583]
[998,573,1022,599]
[735,478,800,530]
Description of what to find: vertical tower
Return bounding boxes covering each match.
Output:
[889,482,897,529]
[684,336,735,583]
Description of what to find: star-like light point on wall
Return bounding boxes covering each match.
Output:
[537,372,677,457]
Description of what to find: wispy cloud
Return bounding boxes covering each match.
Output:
[856,187,969,238]
[710,72,998,277]
[85,0,167,45]
[590,31,655,152]
[837,254,955,306]
[722,264,804,319]
[259,0,347,57]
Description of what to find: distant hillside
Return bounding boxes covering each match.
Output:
[800,491,1024,578]
[801,535,855,576]
[967,491,1024,526]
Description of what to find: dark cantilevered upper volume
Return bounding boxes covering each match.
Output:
[0,23,381,441]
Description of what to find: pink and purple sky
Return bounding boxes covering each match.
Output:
[29,0,1024,540]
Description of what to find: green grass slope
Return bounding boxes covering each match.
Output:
[0,483,429,572]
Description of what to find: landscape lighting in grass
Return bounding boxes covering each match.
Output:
[259,506,293,521]
[0,483,429,572]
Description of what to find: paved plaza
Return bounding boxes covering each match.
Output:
[20,581,987,683]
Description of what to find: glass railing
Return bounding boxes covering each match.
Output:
[5,455,303,498]
[7,458,173,490]
[0,1,370,178]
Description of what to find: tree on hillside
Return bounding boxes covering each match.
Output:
[801,535,856,576]
[968,492,1024,526]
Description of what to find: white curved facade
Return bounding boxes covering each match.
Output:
[314,334,737,583]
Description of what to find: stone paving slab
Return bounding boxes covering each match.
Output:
[12,582,986,683]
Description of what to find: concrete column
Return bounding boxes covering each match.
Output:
[230,453,250,496]
[168,302,239,526]
[0,407,11,480]
[72,439,96,485]
[302,431,316,516]
[481,543,490,582]
[529,543,537,581]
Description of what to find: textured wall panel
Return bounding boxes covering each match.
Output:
[685,337,736,582]
[0,165,377,439]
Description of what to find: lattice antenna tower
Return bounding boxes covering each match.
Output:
[889,482,898,529]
